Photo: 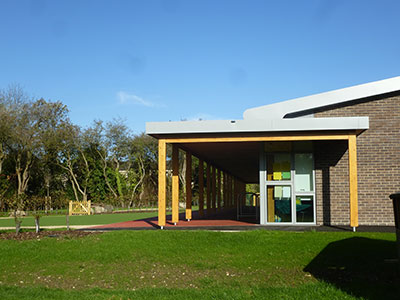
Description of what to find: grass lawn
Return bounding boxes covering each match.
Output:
[0,230,398,299]
[0,211,160,227]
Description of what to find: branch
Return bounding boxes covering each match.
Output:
[130,155,145,201]
[96,149,118,199]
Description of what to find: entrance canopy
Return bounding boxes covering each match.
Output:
[147,116,369,184]
[145,76,400,229]
[147,129,366,229]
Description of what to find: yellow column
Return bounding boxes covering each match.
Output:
[233,177,237,209]
[267,186,274,222]
[186,151,192,221]
[222,172,226,210]
[198,159,204,217]
[206,163,211,215]
[229,175,233,208]
[217,169,221,210]
[172,144,179,225]
[231,176,234,208]
[212,166,216,212]
[158,140,166,228]
[267,167,274,222]
[348,134,359,229]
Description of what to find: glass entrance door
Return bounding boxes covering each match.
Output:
[266,153,292,223]
[265,152,315,224]
[267,185,292,222]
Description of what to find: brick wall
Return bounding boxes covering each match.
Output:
[312,93,400,226]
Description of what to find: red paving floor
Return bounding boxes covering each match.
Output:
[91,210,258,230]
[86,211,396,232]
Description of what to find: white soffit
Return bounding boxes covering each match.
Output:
[243,76,400,120]
[146,117,369,135]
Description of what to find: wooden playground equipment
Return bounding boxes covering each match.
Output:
[69,200,91,216]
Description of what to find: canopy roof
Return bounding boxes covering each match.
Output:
[146,117,368,137]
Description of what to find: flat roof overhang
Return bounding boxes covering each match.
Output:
[146,117,369,136]
[146,117,368,184]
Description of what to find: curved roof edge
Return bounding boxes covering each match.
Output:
[243,76,400,120]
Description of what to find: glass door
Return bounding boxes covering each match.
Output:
[266,153,293,223]
[265,152,315,224]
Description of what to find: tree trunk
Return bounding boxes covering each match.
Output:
[129,156,145,208]
[44,171,51,213]
[114,157,125,207]
[66,214,70,231]
[139,187,146,208]
[61,152,88,202]
[0,143,4,174]
[15,151,32,196]
[20,151,31,193]
[114,158,123,198]
[97,149,118,199]
[35,215,40,233]
[70,177,80,201]
[80,150,90,202]
[14,213,22,235]
[16,153,22,195]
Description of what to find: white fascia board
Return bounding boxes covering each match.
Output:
[146,117,369,135]
[243,76,400,120]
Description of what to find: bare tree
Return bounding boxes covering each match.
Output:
[128,134,158,208]
[57,123,92,202]
[93,120,118,200]
[106,119,131,204]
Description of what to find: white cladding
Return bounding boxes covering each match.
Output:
[146,117,369,134]
[243,76,400,120]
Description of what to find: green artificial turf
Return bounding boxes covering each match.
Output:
[0,211,159,227]
[0,230,398,299]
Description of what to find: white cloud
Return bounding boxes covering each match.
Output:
[117,91,157,107]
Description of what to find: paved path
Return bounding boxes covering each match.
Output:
[88,210,258,231]
[90,218,256,230]
[84,210,396,233]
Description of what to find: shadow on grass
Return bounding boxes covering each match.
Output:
[304,237,400,300]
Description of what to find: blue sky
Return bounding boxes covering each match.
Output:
[1,0,400,133]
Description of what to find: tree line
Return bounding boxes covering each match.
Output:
[0,85,161,213]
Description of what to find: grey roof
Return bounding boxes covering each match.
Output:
[244,76,400,120]
[146,76,400,136]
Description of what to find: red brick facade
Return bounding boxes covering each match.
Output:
[312,93,400,226]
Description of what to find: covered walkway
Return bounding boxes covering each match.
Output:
[89,210,258,230]
[151,132,361,229]
[84,210,395,232]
